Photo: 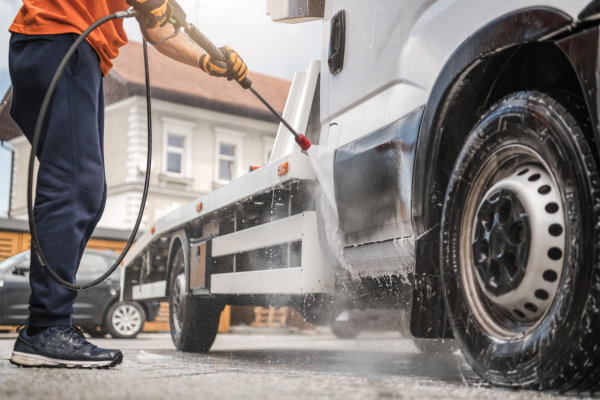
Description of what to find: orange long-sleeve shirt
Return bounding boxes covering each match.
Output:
[9,0,130,76]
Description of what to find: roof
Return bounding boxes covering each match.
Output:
[0,218,143,242]
[0,41,292,141]
[110,41,291,117]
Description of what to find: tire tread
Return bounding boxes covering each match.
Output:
[442,91,600,391]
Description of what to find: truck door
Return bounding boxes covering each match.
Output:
[326,0,429,145]
[323,0,474,246]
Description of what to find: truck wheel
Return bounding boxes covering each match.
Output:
[105,301,145,339]
[169,246,223,353]
[441,91,600,390]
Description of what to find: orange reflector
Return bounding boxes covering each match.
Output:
[277,162,289,176]
[151,226,156,235]
[196,202,203,212]
[121,261,124,266]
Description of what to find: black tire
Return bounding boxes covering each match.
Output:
[169,245,223,353]
[412,339,458,354]
[441,91,600,390]
[331,321,360,339]
[104,301,146,339]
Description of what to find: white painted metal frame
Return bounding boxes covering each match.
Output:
[123,59,321,268]
[270,59,321,162]
[210,212,335,294]
[122,59,324,298]
[131,281,167,300]
[212,213,304,257]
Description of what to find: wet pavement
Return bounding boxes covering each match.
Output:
[0,330,591,400]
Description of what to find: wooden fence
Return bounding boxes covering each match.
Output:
[0,231,128,261]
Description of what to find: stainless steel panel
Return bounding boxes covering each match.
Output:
[334,108,422,246]
[267,0,325,23]
[190,241,207,291]
[342,236,415,276]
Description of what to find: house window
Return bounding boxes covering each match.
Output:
[166,134,184,174]
[218,143,236,181]
[214,127,245,185]
[161,117,195,177]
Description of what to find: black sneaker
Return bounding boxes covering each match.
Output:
[10,324,123,368]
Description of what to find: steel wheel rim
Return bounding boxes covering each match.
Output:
[112,304,142,336]
[459,145,566,340]
[172,273,186,335]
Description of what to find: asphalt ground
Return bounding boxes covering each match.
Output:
[0,330,592,400]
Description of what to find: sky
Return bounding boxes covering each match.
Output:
[0,0,323,218]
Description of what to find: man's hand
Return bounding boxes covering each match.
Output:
[127,0,172,29]
[199,46,249,84]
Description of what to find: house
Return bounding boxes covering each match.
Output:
[0,41,291,231]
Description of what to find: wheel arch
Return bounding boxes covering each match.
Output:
[412,6,586,236]
[409,6,599,338]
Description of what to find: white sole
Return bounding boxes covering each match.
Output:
[10,351,117,368]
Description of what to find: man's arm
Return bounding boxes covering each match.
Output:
[127,0,248,83]
[145,24,201,68]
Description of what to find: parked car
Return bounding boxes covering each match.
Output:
[0,250,159,338]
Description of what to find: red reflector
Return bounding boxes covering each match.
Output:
[277,162,289,176]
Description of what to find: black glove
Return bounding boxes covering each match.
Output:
[127,0,173,29]
[199,46,249,84]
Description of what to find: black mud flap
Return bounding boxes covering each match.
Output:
[410,224,453,338]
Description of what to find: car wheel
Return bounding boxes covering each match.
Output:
[169,245,223,353]
[441,91,600,390]
[105,301,146,339]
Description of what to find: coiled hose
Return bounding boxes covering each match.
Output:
[27,9,150,290]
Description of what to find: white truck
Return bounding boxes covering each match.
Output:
[122,0,600,390]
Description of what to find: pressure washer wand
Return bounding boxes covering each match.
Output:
[181,21,312,151]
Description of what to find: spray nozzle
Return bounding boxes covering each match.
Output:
[295,134,312,151]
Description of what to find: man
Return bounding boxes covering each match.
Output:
[7,0,246,368]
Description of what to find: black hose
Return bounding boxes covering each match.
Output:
[249,86,301,139]
[27,9,151,290]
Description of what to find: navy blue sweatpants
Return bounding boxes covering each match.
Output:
[9,33,107,327]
